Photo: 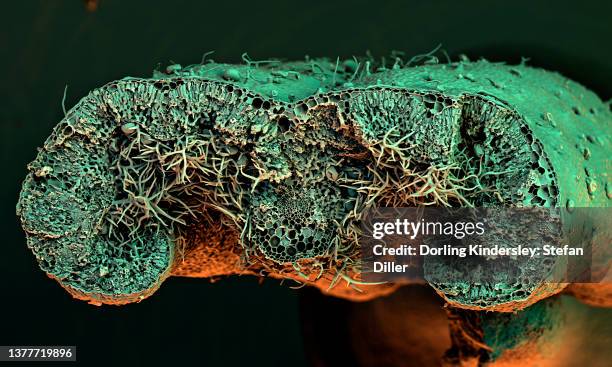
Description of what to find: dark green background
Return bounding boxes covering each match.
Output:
[0,1,610,366]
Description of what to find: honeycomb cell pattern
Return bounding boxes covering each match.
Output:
[16,54,610,312]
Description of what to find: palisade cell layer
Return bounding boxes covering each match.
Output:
[17,56,610,309]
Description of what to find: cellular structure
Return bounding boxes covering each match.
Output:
[17,55,610,318]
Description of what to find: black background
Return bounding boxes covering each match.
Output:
[0,1,610,366]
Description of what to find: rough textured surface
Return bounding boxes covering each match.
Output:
[301,285,612,367]
[443,294,612,367]
[16,55,610,309]
[446,296,565,365]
